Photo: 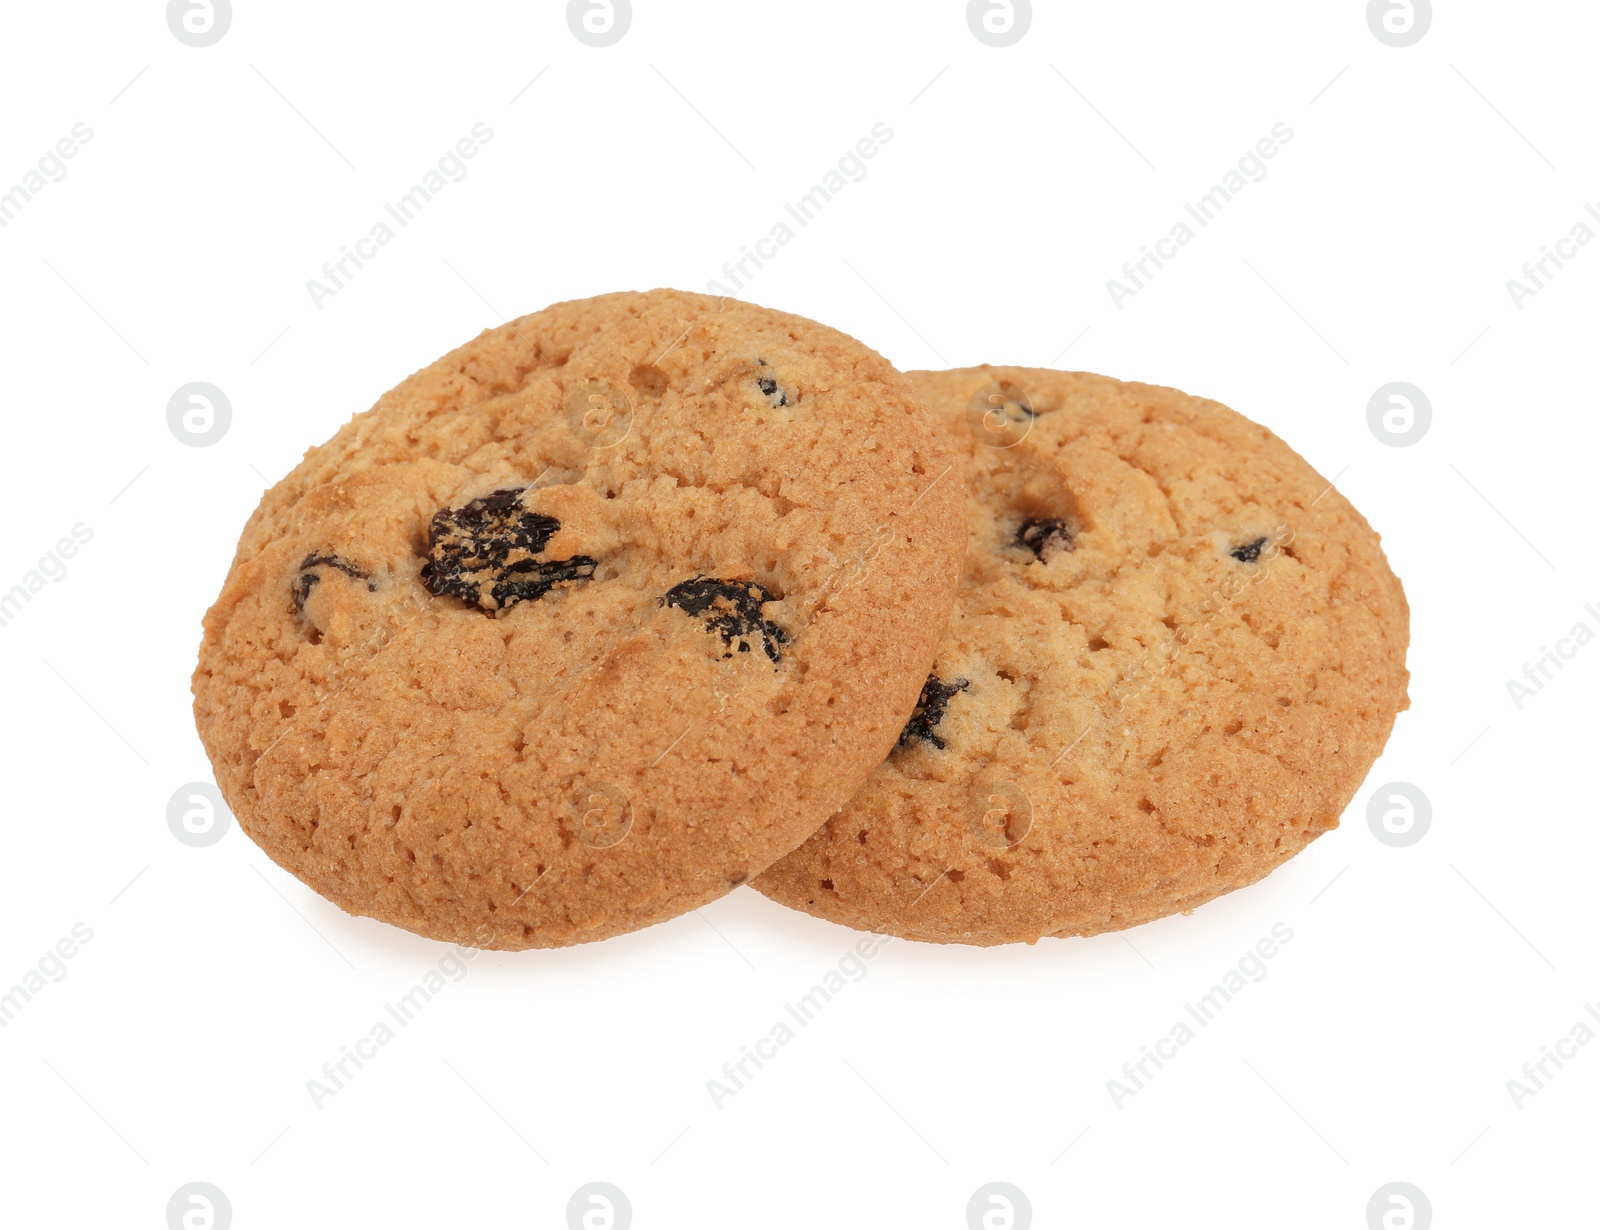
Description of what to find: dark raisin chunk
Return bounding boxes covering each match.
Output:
[755,358,788,407]
[661,576,788,663]
[978,389,1036,424]
[420,487,596,613]
[1230,537,1269,564]
[293,553,373,614]
[898,674,969,750]
[1017,518,1074,560]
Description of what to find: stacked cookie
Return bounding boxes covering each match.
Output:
[193,290,1408,949]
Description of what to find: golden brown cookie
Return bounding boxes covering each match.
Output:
[192,291,965,949]
[754,367,1410,944]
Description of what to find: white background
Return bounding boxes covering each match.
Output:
[1,2,1596,1227]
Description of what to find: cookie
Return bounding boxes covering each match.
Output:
[753,367,1410,944]
[192,291,965,949]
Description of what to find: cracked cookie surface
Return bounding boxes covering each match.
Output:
[192,290,965,949]
[753,366,1410,945]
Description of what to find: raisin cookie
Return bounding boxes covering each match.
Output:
[754,367,1409,944]
[192,291,965,949]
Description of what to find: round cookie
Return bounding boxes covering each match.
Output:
[754,367,1410,944]
[192,290,965,949]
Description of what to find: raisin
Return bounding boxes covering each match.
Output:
[980,390,1036,425]
[755,358,788,407]
[420,487,596,613]
[293,553,373,614]
[1017,518,1074,560]
[1230,537,1269,564]
[661,576,788,663]
[898,674,969,750]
